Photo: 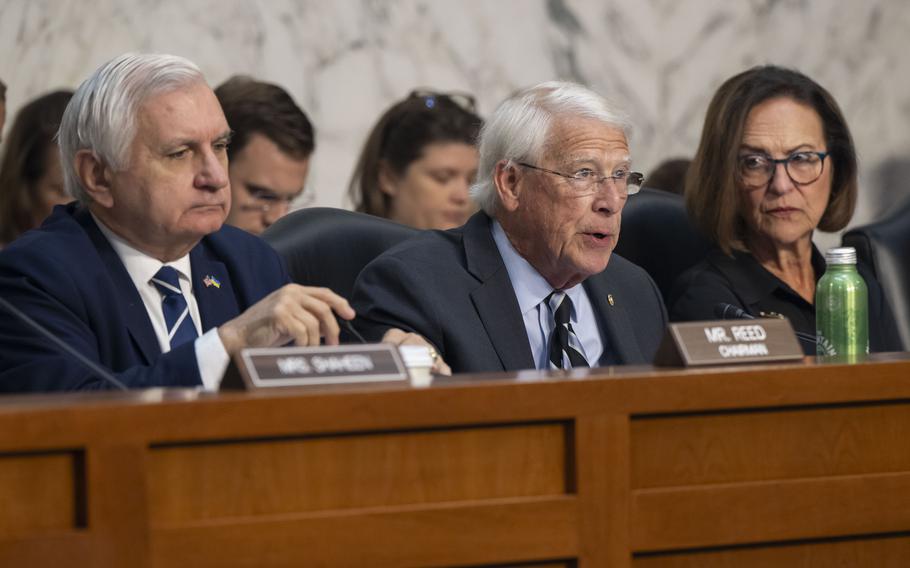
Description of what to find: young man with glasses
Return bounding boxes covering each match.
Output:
[351,81,667,374]
[216,76,315,235]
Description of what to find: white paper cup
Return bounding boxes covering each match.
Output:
[399,345,435,387]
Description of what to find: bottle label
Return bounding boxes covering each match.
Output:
[816,332,837,356]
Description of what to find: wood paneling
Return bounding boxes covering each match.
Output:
[0,355,908,567]
[148,422,569,524]
[150,498,577,568]
[633,534,910,568]
[632,471,910,551]
[632,403,910,488]
[0,451,81,537]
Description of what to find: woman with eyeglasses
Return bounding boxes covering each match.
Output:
[669,65,901,354]
[348,90,482,230]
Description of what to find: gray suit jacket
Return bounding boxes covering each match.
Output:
[351,212,667,374]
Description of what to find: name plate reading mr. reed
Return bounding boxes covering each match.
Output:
[654,319,804,367]
[223,344,408,391]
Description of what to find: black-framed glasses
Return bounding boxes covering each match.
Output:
[408,89,477,112]
[738,151,829,189]
[516,162,644,196]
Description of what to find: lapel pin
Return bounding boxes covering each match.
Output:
[203,275,221,289]
[607,294,615,306]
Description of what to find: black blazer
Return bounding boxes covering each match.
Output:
[669,247,903,355]
[351,212,667,374]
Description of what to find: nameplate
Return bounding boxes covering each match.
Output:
[654,319,804,367]
[222,344,408,390]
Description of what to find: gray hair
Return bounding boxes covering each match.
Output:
[58,53,205,204]
[470,81,633,215]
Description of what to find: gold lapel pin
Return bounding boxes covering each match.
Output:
[607,294,614,306]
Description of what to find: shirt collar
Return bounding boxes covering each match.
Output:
[91,212,192,287]
[490,220,583,315]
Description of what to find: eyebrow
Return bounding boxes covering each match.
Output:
[162,129,233,150]
[739,143,818,155]
[246,183,304,198]
[564,155,632,166]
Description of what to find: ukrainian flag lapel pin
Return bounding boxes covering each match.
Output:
[203,275,221,289]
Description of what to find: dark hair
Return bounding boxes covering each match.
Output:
[686,65,857,254]
[0,79,6,102]
[644,158,691,195]
[215,76,315,161]
[0,90,73,244]
[348,91,483,218]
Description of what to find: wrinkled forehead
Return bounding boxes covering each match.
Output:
[542,115,630,163]
[135,81,227,138]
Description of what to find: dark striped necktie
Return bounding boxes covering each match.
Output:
[547,291,590,370]
[150,266,198,350]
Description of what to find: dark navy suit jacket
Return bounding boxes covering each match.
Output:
[0,204,289,392]
[351,212,667,373]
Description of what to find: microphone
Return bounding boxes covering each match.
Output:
[339,317,368,344]
[714,302,753,320]
[713,302,817,346]
[0,295,129,391]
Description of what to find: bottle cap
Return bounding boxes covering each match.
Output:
[825,246,857,265]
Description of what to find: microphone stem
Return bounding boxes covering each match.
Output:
[0,296,128,391]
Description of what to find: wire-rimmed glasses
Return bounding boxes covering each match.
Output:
[517,162,644,196]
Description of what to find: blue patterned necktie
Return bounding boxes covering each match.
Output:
[150,266,198,349]
[547,291,590,369]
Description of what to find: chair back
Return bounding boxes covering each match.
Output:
[841,199,910,349]
[262,207,419,300]
[614,188,712,305]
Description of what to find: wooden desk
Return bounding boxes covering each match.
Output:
[2,355,910,567]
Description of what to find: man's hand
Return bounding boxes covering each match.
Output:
[218,285,355,355]
[382,328,452,376]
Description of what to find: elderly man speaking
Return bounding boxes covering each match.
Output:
[352,82,666,373]
[0,53,353,392]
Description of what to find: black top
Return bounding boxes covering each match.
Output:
[669,246,903,355]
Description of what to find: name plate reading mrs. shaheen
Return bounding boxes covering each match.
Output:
[654,319,804,367]
[223,344,408,390]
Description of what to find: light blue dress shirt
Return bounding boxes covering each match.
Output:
[490,220,605,369]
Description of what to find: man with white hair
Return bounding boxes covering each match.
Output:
[352,81,666,373]
[0,53,353,391]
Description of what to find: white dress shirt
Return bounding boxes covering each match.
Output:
[93,215,229,390]
[490,220,605,369]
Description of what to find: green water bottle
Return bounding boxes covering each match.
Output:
[815,246,869,361]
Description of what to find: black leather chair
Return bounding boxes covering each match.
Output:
[614,187,712,305]
[841,199,910,350]
[261,207,419,300]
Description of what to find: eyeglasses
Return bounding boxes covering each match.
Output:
[738,151,829,189]
[408,89,477,113]
[516,162,644,196]
[239,187,314,214]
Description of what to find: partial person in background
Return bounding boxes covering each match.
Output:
[0,79,6,144]
[348,90,482,230]
[643,157,690,195]
[0,90,73,246]
[352,81,666,374]
[215,76,315,235]
[669,65,901,354]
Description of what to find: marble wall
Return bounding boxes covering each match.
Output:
[1,0,908,237]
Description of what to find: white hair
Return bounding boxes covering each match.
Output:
[470,81,633,215]
[58,53,205,204]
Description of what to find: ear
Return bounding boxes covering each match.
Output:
[493,160,522,213]
[377,161,399,197]
[74,150,115,208]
